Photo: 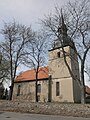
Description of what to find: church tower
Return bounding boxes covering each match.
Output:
[48,11,81,103]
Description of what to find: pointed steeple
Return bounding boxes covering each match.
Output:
[61,9,68,42]
[53,9,75,49]
[57,9,68,43]
[58,9,74,45]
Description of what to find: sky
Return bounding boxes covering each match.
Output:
[0,0,74,71]
[0,0,74,30]
[0,0,73,87]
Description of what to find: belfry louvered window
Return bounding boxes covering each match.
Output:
[57,52,60,58]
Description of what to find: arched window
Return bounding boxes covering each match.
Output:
[56,82,60,96]
[37,84,41,93]
[17,85,21,96]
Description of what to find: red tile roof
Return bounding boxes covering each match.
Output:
[85,86,90,94]
[15,66,48,82]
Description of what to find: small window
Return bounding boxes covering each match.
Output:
[56,82,60,96]
[57,52,60,58]
[17,85,21,96]
[37,84,41,93]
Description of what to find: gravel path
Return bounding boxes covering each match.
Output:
[0,100,90,118]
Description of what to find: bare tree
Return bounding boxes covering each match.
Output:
[66,0,90,104]
[0,50,10,84]
[1,21,35,100]
[23,31,48,102]
[41,0,90,104]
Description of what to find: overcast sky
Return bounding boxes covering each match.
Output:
[0,0,74,30]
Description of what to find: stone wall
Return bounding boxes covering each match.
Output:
[13,79,48,102]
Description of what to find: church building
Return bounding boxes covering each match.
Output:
[13,13,81,103]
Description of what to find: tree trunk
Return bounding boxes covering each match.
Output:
[80,61,86,104]
[9,78,14,100]
[35,71,38,102]
[48,75,52,102]
[81,85,86,104]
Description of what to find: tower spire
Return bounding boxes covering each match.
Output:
[61,8,68,39]
[55,9,75,49]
